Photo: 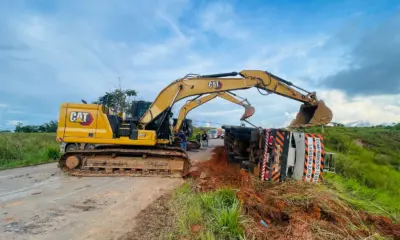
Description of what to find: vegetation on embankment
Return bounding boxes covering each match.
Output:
[168,182,247,240]
[170,148,399,240]
[0,133,60,170]
[305,125,400,221]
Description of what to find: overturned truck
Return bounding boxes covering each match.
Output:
[222,126,333,183]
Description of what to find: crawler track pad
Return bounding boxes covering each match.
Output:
[58,147,190,178]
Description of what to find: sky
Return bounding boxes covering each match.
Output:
[1,0,400,130]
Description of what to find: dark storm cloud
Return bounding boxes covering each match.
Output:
[323,12,400,96]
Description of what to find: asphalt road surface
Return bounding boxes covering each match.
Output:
[0,139,223,240]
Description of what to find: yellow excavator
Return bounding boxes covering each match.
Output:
[56,70,332,177]
[171,92,255,150]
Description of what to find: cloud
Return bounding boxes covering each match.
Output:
[323,12,400,96]
[7,120,23,126]
[0,103,8,108]
[199,1,248,39]
[7,110,24,114]
[320,90,400,125]
[0,0,399,130]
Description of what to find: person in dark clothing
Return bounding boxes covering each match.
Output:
[177,130,187,150]
[202,131,208,147]
[196,132,201,145]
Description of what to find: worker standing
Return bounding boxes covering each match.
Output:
[177,130,187,151]
[202,131,208,148]
[200,131,205,148]
[196,132,201,146]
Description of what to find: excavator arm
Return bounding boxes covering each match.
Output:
[140,70,332,129]
[173,92,255,133]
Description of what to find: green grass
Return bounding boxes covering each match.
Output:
[0,133,60,170]
[324,172,400,221]
[303,126,400,221]
[169,182,246,240]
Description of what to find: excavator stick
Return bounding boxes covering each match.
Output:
[288,100,333,128]
[240,106,255,120]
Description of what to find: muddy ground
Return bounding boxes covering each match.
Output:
[0,139,222,240]
[5,139,397,240]
[124,145,400,240]
[190,146,400,240]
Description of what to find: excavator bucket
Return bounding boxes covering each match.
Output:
[288,100,333,128]
[240,106,255,120]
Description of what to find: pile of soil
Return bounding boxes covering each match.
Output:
[187,145,253,191]
[118,194,174,240]
[188,146,400,240]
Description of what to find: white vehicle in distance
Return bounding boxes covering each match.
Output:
[207,129,218,139]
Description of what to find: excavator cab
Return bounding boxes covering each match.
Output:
[131,100,152,122]
[289,100,332,128]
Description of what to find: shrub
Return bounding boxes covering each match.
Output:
[0,133,59,169]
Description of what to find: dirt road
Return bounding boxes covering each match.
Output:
[0,139,223,240]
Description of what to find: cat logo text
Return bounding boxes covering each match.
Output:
[69,112,94,126]
[208,80,222,90]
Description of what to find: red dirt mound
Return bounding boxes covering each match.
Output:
[188,146,252,191]
[188,146,400,240]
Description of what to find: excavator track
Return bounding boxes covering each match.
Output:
[58,146,190,178]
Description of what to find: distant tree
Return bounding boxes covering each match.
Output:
[15,122,26,132]
[41,120,58,132]
[93,88,138,115]
[15,123,38,133]
[331,122,345,127]
[14,120,58,133]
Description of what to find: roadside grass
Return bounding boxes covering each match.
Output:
[0,133,60,170]
[168,181,247,240]
[324,172,400,222]
[305,126,400,221]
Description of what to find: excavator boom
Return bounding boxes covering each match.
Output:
[140,70,332,129]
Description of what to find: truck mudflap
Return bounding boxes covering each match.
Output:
[58,146,191,178]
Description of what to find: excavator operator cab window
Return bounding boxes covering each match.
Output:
[131,100,152,123]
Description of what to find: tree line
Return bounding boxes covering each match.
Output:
[6,88,138,133]
[14,120,58,133]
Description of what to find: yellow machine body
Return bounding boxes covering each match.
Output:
[57,103,157,146]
